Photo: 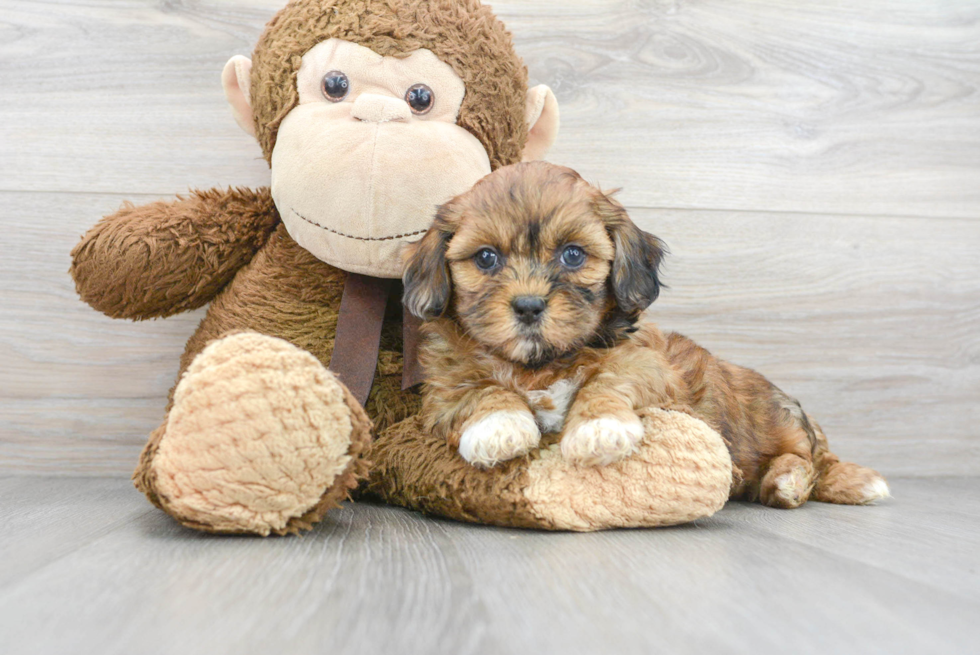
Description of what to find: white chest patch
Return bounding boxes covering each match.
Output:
[526,378,581,434]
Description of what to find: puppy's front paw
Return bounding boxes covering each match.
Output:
[458,410,541,468]
[561,415,644,466]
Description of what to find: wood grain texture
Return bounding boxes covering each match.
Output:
[1,0,978,476]
[2,191,977,476]
[716,477,980,604]
[0,477,153,588]
[512,0,980,218]
[643,207,980,475]
[0,476,978,654]
[1,1,978,216]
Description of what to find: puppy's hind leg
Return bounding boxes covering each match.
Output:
[751,390,821,509]
[809,416,891,505]
[759,453,816,509]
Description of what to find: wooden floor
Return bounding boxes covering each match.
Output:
[0,476,977,654]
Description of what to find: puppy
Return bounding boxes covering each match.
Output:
[402,161,889,508]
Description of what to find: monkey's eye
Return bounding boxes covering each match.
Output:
[559,245,586,269]
[321,71,350,102]
[474,247,500,272]
[405,83,434,115]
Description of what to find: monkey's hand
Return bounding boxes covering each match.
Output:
[70,187,279,320]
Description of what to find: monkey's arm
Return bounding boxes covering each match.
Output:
[70,187,279,320]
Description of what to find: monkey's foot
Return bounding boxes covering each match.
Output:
[138,332,372,535]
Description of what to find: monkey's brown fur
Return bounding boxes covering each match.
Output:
[69,0,735,534]
[406,162,889,508]
[251,0,529,168]
[70,0,523,533]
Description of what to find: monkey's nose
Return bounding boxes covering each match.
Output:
[512,296,547,324]
[350,93,412,123]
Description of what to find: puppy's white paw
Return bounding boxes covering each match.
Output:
[772,467,811,509]
[458,410,541,468]
[561,416,644,466]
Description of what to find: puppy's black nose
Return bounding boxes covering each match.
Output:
[512,296,546,324]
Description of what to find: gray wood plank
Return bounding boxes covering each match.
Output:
[0,476,151,587]
[0,488,501,655]
[0,1,978,218]
[0,190,203,475]
[717,477,980,603]
[0,477,978,655]
[513,0,980,219]
[0,0,275,194]
[2,189,977,476]
[640,207,980,476]
[435,505,979,654]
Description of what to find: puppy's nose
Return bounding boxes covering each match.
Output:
[512,296,546,324]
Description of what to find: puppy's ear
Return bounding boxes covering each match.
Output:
[593,190,666,313]
[402,204,458,320]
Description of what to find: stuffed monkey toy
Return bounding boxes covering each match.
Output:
[70,0,732,536]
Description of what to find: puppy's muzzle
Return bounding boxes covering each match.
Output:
[512,295,546,325]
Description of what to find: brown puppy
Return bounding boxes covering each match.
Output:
[403,161,889,508]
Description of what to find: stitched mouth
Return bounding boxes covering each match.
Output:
[290,208,427,242]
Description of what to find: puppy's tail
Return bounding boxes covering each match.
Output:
[806,414,891,505]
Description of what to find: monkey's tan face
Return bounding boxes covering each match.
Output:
[271,39,492,278]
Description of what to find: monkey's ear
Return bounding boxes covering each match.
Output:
[594,191,666,313]
[522,85,560,162]
[402,207,457,320]
[222,55,256,138]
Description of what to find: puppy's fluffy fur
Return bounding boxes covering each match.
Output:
[403,162,889,508]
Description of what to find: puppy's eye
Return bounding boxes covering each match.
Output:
[559,245,586,269]
[322,71,350,102]
[474,247,500,271]
[405,83,434,114]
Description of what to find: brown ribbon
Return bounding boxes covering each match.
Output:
[401,309,425,391]
[328,273,424,407]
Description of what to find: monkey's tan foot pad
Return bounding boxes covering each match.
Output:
[367,408,733,531]
[149,332,372,536]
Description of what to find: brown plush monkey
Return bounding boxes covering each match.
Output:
[70,0,733,535]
